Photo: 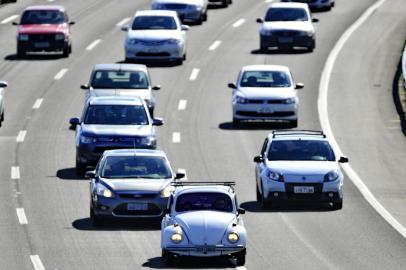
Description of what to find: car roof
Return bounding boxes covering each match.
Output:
[93,64,148,73]
[87,96,144,106]
[134,9,178,17]
[24,5,65,11]
[241,65,290,73]
[267,130,328,141]
[103,149,167,158]
[268,2,309,9]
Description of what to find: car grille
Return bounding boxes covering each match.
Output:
[136,52,171,57]
[272,30,302,38]
[247,99,286,104]
[118,193,158,199]
[137,39,169,46]
[27,34,56,42]
[285,183,323,193]
[96,137,143,143]
[236,111,295,117]
[113,203,162,216]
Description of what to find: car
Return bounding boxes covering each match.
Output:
[161,182,246,266]
[80,64,161,117]
[256,2,318,52]
[122,10,189,64]
[208,0,232,8]
[281,0,335,11]
[253,130,348,209]
[0,81,7,126]
[13,5,74,57]
[69,96,164,176]
[87,149,185,226]
[152,0,208,24]
[228,65,303,127]
[0,0,17,5]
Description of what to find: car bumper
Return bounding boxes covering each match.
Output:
[17,40,67,53]
[125,43,184,61]
[165,245,245,257]
[260,35,314,50]
[233,103,297,121]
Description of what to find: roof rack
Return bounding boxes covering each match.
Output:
[172,181,236,187]
[272,130,326,138]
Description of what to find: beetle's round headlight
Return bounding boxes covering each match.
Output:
[171,233,182,243]
[228,232,239,243]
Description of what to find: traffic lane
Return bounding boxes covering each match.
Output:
[328,0,406,226]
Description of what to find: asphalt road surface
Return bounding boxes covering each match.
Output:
[0,0,405,269]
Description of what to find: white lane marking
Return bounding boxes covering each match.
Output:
[177,169,188,181]
[11,166,20,180]
[30,255,45,270]
[172,132,181,143]
[86,39,101,51]
[32,98,44,109]
[1,14,18,24]
[178,99,187,111]
[54,68,68,80]
[264,0,275,3]
[208,40,221,51]
[189,68,200,81]
[48,0,55,2]
[16,208,28,224]
[232,18,246,28]
[16,130,27,142]
[116,17,131,27]
[318,0,406,239]
[236,267,247,270]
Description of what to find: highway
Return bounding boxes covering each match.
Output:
[0,0,405,269]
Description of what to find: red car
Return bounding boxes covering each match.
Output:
[13,5,74,57]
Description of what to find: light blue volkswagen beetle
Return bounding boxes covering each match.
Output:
[161,182,247,266]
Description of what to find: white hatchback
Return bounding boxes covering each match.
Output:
[228,65,303,127]
[123,10,189,64]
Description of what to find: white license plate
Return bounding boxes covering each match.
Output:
[127,203,148,211]
[294,186,314,194]
[278,37,293,43]
[257,107,273,113]
[34,42,50,48]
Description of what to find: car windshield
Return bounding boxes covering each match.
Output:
[20,10,66,24]
[101,156,172,179]
[132,16,177,30]
[91,70,149,89]
[84,105,148,125]
[176,192,233,213]
[240,71,291,87]
[267,140,336,161]
[265,8,308,22]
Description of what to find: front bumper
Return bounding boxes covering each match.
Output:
[125,43,184,61]
[17,39,67,53]
[260,34,314,50]
[233,102,297,121]
[166,245,245,257]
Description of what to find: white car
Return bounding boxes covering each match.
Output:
[281,0,335,11]
[123,10,189,64]
[228,65,303,127]
[152,0,208,24]
[80,64,161,116]
[161,182,246,266]
[256,2,318,52]
[254,130,348,210]
[0,81,6,126]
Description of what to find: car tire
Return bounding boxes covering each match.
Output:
[235,249,246,266]
[62,44,70,57]
[76,158,86,177]
[228,0,232,4]
[162,249,175,266]
[90,208,104,227]
[232,118,241,128]
[203,12,208,21]
[290,119,298,128]
[332,199,343,210]
[256,185,261,202]
[260,184,270,209]
[176,58,183,65]
[222,0,228,7]
[68,44,72,54]
[308,40,316,53]
[1,111,4,122]
[17,46,25,58]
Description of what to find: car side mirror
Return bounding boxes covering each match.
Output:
[256,18,263,23]
[152,117,164,126]
[85,171,96,179]
[312,18,319,23]
[175,172,185,179]
[121,25,129,32]
[339,156,349,163]
[253,156,263,163]
[295,83,304,89]
[237,208,246,215]
[228,83,237,89]
[0,81,8,88]
[181,25,189,31]
[12,22,18,26]
[152,85,161,90]
[69,21,75,25]
[163,208,171,215]
[80,84,90,90]
[69,117,80,128]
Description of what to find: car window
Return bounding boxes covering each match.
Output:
[260,138,269,156]
[21,10,66,24]
[132,16,177,30]
[91,70,149,89]
[100,156,172,179]
[240,71,291,87]
[84,105,148,125]
[175,192,233,213]
[265,8,308,22]
[267,140,336,161]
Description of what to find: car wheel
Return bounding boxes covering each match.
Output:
[308,40,316,52]
[260,184,270,209]
[332,1,335,7]
[62,44,70,57]
[176,58,183,65]
[1,111,4,122]
[90,208,104,227]
[256,184,261,202]
[332,199,343,210]
[222,0,228,7]
[203,12,208,21]
[68,44,72,54]
[163,249,175,266]
[17,46,25,58]
[235,249,246,266]
[290,119,298,128]
[228,0,232,4]
[183,53,186,61]
[232,118,241,128]
[76,158,86,177]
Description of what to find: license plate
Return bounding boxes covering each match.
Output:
[278,37,293,43]
[294,186,314,194]
[34,42,50,48]
[127,203,148,211]
[257,107,273,113]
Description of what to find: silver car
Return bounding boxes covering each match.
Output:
[87,149,185,226]
[0,81,7,126]
[80,64,161,116]
[152,0,208,24]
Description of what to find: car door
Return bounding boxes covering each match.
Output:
[257,138,269,192]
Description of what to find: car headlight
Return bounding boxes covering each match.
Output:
[283,97,296,104]
[171,232,182,243]
[152,3,165,9]
[55,33,65,40]
[128,39,141,45]
[160,185,175,198]
[267,170,284,182]
[188,4,201,10]
[18,34,29,41]
[96,185,115,198]
[166,38,181,45]
[324,170,339,182]
[299,31,313,37]
[236,96,247,104]
[260,29,272,36]
[137,136,155,145]
[80,136,96,144]
[228,232,239,243]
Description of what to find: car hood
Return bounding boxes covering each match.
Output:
[154,0,203,5]
[127,30,181,40]
[88,88,151,100]
[262,21,313,32]
[81,124,153,137]
[266,161,338,182]
[174,211,236,245]
[18,23,68,34]
[237,87,296,99]
[102,178,170,192]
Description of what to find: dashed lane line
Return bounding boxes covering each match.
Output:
[54,68,68,80]
[11,166,20,180]
[32,98,43,109]
[30,255,45,270]
[178,100,187,111]
[86,39,101,51]
[208,40,221,51]
[172,132,181,143]
[232,18,246,28]
[116,17,131,27]
[16,130,27,142]
[189,68,200,81]
[16,208,28,224]
[1,15,18,24]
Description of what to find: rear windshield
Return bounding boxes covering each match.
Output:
[268,140,335,161]
[175,192,233,213]
[84,105,148,125]
[132,16,177,30]
[91,70,149,89]
[240,71,291,87]
[21,10,66,24]
[265,8,308,22]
